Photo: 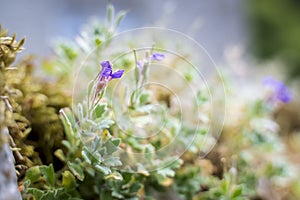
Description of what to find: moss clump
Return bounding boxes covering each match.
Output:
[1,25,71,179]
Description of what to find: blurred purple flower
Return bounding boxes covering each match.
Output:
[136,60,144,68]
[263,77,292,103]
[152,53,165,61]
[136,53,165,70]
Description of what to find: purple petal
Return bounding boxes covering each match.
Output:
[263,77,281,88]
[276,86,292,103]
[152,53,165,61]
[100,61,112,77]
[111,69,124,79]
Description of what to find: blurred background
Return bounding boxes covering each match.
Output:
[1,0,300,79]
[0,0,245,63]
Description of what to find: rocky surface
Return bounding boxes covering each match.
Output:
[0,127,21,200]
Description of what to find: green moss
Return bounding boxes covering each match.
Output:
[1,25,70,179]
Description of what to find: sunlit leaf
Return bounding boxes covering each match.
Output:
[62,170,76,191]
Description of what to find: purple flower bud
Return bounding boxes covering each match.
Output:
[263,77,292,103]
[152,53,165,61]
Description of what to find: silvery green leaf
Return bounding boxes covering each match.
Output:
[104,139,120,155]
[68,161,84,181]
[112,191,124,199]
[104,171,123,181]
[91,135,101,152]
[157,167,175,178]
[92,104,106,119]
[92,152,103,163]
[59,108,77,143]
[96,119,115,129]
[114,11,126,29]
[111,138,121,147]
[62,140,72,151]
[82,147,92,165]
[85,167,95,177]
[106,4,114,25]
[136,104,155,113]
[103,157,122,167]
[95,165,111,175]
[77,103,85,121]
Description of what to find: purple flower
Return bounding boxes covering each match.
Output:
[263,77,292,103]
[94,61,124,100]
[151,53,165,61]
[100,61,124,80]
[91,61,124,105]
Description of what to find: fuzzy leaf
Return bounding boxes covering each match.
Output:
[157,167,175,178]
[39,164,55,187]
[59,108,77,144]
[91,135,101,152]
[111,138,121,147]
[97,119,115,129]
[95,165,111,175]
[25,166,41,183]
[104,171,123,181]
[114,11,126,29]
[112,191,124,199]
[68,161,84,181]
[81,147,92,165]
[107,4,115,25]
[92,104,106,119]
[103,157,122,167]
[104,139,120,154]
[62,140,72,151]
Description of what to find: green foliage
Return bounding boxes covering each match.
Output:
[3,4,297,200]
[248,0,300,78]
[173,165,203,200]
